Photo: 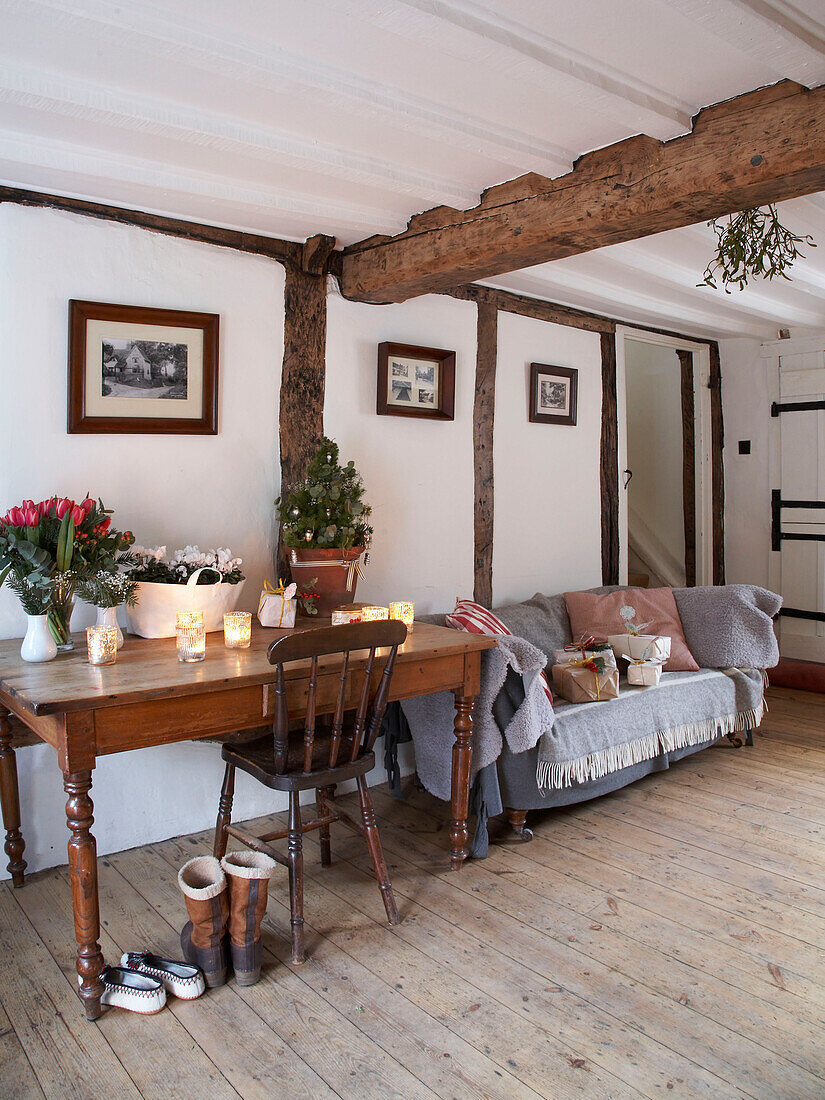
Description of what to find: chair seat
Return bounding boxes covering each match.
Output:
[222,730,376,792]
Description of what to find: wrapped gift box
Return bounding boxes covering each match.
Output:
[258,583,297,628]
[627,660,663,687]
[553,642,617,670]
[552,662,619,704]
[608,633,671,663]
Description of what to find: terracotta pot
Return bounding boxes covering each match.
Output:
[289,546,365,617]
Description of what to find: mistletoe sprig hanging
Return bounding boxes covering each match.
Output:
[700,204,816,293]
[276,436,373,550]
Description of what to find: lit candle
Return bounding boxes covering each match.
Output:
[86,625,118,666]
[224,611,252,649]
[361,605,389,622]
[177,610,206,662]
[389,601,414,632]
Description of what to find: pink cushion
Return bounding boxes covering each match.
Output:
[446,599,553,704]
[563,588,699,672]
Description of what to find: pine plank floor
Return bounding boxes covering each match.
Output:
[1,686,824,1099]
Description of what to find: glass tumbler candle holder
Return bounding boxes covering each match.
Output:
[86,625,118,666]
[389,601,414,632]
[362,605,389,622]
[224,611,252,649]
[177,611,206,663]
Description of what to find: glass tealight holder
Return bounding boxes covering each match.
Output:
[86,625,118,666]
[362,605,389,622]
[176,611,206,663]
[224,611,252,649]
[389,601,414,632]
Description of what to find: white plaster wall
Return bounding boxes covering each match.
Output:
[0,208,617,879]
[624,339,685,583]
[719,336,772,587]
[324,290,477,613]
[493,312,603,604]
[0,205,287,877]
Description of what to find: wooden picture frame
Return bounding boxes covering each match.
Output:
[377,341,455,420]
[529,363,578,426]
[68,300,219,434]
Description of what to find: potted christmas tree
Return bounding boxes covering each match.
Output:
[276,436,373,616]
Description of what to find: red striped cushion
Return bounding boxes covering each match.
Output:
[445,600,553,705]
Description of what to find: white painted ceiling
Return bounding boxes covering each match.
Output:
[2,0,825,338]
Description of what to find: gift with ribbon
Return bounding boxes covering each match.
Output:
[257,579,298,628]
[627,658,664,687]
[551,654,620,704]
[553,633,617,670]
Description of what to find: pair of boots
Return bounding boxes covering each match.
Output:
[178,851,276,988]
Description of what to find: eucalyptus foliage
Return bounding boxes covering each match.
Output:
[700,204,816,293]
[276,436,373,550]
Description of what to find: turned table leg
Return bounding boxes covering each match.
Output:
[0,714,26,888]
[449,693,474,871]
[64,770,105,1020]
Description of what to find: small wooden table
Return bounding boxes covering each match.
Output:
[0,621,495,1019]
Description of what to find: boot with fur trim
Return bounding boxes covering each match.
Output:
[178,856,229,988]
[221,851,276,986]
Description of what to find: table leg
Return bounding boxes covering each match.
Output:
[64,770,105,1020]
[449,693,474,871]
[0,713,26,888]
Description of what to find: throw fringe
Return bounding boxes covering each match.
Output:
[537,701,764,790]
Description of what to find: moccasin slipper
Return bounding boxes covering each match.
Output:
[121,951,206,1000]
[80,965,167,1015]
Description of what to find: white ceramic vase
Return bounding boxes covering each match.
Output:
[95,606,124,649]
[21,614,58,663]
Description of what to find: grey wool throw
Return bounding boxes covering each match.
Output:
[536,667,765,789]
[402,633,555,801]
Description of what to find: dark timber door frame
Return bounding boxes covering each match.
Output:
[613,327,721,587]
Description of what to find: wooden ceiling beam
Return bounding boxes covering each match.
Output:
[340,81,825,304]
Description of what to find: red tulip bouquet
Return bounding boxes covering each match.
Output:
[0,496,136,649]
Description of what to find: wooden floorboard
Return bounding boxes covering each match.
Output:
[1,686,823,1098]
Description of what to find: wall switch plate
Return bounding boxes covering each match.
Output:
[738,440,751,454]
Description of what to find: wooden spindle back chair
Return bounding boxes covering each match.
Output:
[213,620,407,963]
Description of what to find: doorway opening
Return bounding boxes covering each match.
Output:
[616,328,714,588]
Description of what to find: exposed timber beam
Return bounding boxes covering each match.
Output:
[0,184,302,265]
[341,80,825,304]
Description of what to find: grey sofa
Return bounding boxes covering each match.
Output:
[399,584,780,855]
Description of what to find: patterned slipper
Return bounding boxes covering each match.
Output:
[80,965,167,1014]
[121,951,206,1000]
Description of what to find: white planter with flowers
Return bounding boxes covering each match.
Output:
[125,545,246,638]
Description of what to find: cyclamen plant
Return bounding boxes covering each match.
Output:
[128,545,245,585]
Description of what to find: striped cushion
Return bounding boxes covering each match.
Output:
[445,599,553,704]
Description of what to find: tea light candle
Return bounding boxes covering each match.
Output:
[361,605,389,622]
[177,611,206,662]
[389,601,414,631]
[224,611,252,649]
[86,625,118,666]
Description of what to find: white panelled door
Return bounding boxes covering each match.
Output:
[772,342,825,663]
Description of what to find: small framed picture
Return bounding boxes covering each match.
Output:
[68,300,219,434]
[529,363,578,426]
[377,342,455,420]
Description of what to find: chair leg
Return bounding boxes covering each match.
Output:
[213,764,235,859]
[316,784,335,867]
[287,791,305,964]
[356,776,400,926]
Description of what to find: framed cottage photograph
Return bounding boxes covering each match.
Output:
[68,300,219,434]
[529,363,578,426]
[377,341,455,420]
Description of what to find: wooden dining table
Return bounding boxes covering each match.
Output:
[0,619,495,1020]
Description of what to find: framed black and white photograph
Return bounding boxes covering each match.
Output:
[377,341,455,420]
[68,300,219,434]
[529,362,578,426]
